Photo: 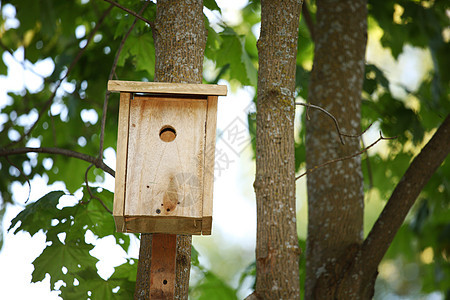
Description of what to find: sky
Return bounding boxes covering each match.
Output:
[0,0,437,299]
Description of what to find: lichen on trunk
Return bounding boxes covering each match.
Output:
[304,0,368,298]
[252,0,302,299]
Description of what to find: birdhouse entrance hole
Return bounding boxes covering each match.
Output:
[159,125,176,142]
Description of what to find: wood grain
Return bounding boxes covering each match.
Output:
[108,80,227,96]
[201,96,218,235]
[123,216,202,235]
[113,92,131,232]
[149,233,177,299]
[125,95,207,222]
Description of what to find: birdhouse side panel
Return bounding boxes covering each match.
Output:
[124,96,207,220]
[113,92,131,232]
[201,96,218,235]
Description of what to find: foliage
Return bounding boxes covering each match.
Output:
[362,2,450,294]
[8,189,135,298]
[0,0,448,298]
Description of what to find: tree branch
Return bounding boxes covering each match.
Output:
[359,114,450,282]
[102,0,155,29]
[0,147,115,177]
[3,4,114,149]
[296,132,395,180]
[84,164,113,214]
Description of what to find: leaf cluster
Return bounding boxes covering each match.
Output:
[8,189,135,298]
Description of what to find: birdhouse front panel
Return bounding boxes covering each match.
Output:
[108,80,227,236]
[125,96,206,226]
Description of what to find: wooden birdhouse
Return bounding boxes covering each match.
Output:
[108,80,227,235]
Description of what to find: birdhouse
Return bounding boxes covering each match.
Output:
[108,80,227,235]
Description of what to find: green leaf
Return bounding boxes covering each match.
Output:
[0,57,7,75]
[111,258,138,284]
[410,199,430,234]
[385,224,416,261]
[237,261,255,291]
[114,15,134,40]
[119,32,155,77]
[204,0,221,13]
[0,203,5,250]
[69,188,115,240]
[241,37,257,86]
[8,191,65,236]
[191,245,200,267]
[190,271,238,300]
[295,141,306,172]
[215,27,256,86]
[31,238,98,287]
[295,65,310,100]
[51,158,95,193]
[58,267,119,300]
[13,0,40,33]
[61,268,128,300]
[59,259,136,299]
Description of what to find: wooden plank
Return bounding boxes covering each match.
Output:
[125,96,207,221]
[113,216,126,232]
[201,217,212,236]
[113,92,131,232]
[202,96,218,235]
[149,233,177,299]
[123,216,202,235]
[108,80,227,96]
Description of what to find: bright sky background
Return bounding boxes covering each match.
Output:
[0,0,436,299]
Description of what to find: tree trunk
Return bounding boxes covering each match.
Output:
[251,0,302,299]
[304,0,367,299]
[134,1,206,299]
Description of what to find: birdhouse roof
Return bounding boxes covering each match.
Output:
[108,80,227,96]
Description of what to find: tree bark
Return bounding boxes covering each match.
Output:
[304,0,367,298]
[134,1,206,299]
[251,0,302,299]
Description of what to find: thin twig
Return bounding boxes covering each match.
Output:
[295,132,396,180]
[0,147,115,177]
[102,0,155,29]
[98,93,109,158]
[296,102,372,144]
[111,1,150,80]
[5,156,31,203]
[3,5,114,149]
[84,164,113,214]
[99,1,150,157]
